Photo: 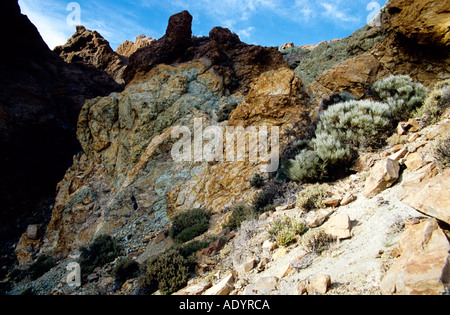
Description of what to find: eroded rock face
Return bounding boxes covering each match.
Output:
[116,35,155,57]
[124,12,286,92]
[54,26,127,84]
[380,219,450,295]
[385,0,450,47]
[35,62,309,259]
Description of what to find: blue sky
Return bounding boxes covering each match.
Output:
[19,0,387,50]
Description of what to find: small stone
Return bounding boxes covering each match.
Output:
[296,279,309,295]
[322,198,341,207]
[340,193,356,206]
[323,214,352,240]
[26,225,40,240]
[236,258,255,277]
[307,274,331,295]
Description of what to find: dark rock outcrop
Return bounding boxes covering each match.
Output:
[124,11,287,92]
[54,26,128,84]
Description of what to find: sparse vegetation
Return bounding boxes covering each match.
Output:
[169,208,211,243]
[223,204,255,231]
[302,230,337,255]
[78,234,123,280]
[287,100,391,182]
[434,135,450,170]
[113,257,140,285]
[296,184,329,211]
[416,79,450,126]
[268,216,307,247]
[250,173,265,188]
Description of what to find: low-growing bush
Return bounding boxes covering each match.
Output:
[169,209,211,243]
[372,75,428,122]
[302,230,337,254]
[269,216,307,247]
[417,79,450,126]
[223,204,255,231]
[142,250,189,295]
[78,234,123,279]
[113,257,140,285]
[434,135,450,170]
[251,182,283,214]
[296,184,329,211]
[250,173,265,188]
[287,100,391,182]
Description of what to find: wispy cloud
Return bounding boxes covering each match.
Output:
[19,0,73,49]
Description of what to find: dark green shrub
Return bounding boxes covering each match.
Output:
[169,209,211,243]
[143,250,189,295]
[251,182,280,214]
[250,173,265,188]
[9,255,56,283]
[28,255,56,281]
[79,234,122,278]
[113,257,140,285]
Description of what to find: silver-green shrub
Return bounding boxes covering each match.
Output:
[287,100,391,182]
[372,75,428,121]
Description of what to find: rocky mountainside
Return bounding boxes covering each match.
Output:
[54,26,128,84]
[0,0,123,267]
[116,35,155,57]
[3,0,450,296]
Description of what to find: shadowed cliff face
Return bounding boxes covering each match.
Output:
[0,0,123,247]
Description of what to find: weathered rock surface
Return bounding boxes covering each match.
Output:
[34,55,307,259]
[400,171,450,225]
[385,0,450,47]
[364,158,400,198]
[54,26,127,84]
[323,214,352,240]
[124,11,287,91]
[116,35,155,57]
[380,219,450,295]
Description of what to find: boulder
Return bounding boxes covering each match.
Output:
[307,274,331,295]
[251,276,279,294]
[26,224,40,240]
[400,171,450,225]
[364,159,400,198]
[323,214,352,240]
[203,271,236,295]
[380,219,450,295]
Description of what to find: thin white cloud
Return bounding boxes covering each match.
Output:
[320,2,361,23]
[237,26,255,40]
[19,0,74,49]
